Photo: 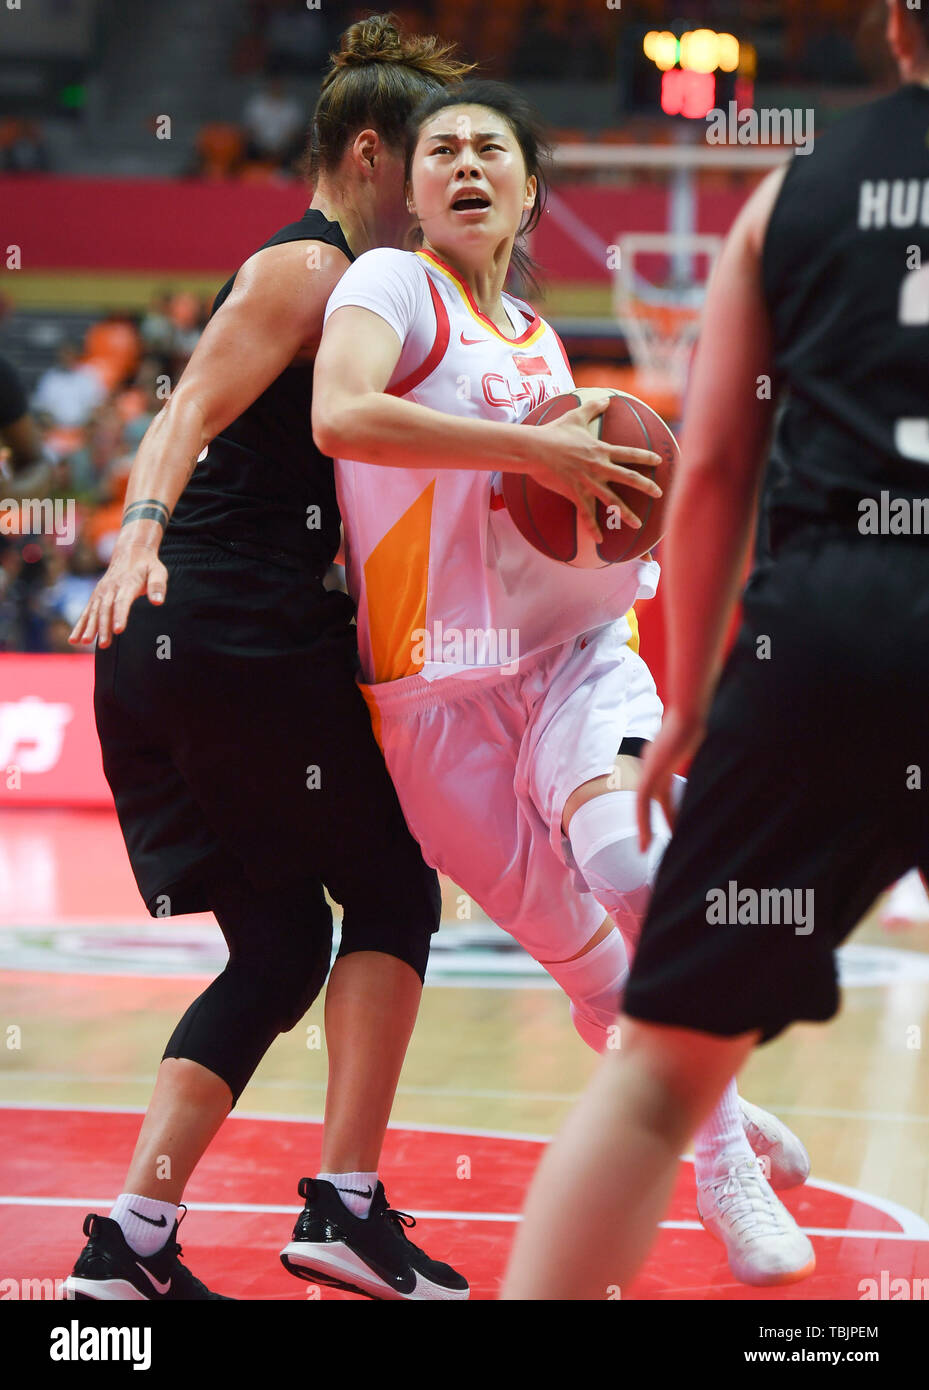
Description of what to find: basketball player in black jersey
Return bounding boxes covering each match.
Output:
[62,17,481,1302]
[504,0,929,1298]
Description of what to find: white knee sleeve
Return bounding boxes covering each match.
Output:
[541,927,629,1053]
[567,778,686,950]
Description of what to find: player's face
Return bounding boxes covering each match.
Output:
[408,104,537,260]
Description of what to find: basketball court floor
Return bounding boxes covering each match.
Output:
[2,807,928,1300]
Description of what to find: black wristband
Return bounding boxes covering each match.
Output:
[122,500,169,530]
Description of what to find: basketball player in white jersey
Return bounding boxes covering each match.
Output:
[313,80,813,1286]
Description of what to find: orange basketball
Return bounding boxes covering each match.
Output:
[501,387,678,566]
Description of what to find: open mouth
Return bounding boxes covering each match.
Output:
[452,194,491,212]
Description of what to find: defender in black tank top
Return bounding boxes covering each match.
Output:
[93,210,441,1084]
[66,7,476,1303]
[165,209,349,573]
[624,84,929,1047]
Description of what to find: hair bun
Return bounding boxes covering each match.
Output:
[332,14,405,68]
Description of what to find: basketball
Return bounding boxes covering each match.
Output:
[501,387,679,567]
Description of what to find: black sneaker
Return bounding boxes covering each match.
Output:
[64,1209,234,1300]
[280,1178,469,1300]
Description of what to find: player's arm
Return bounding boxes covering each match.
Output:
[70,241,350,648]
[636,165,787,843]
[313,306,663,539]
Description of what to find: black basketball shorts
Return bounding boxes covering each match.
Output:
[94,543,441,938]
[623,530,929,1044]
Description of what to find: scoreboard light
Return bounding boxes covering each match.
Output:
[643,27,747,121]
[679,29,719,74]
[661,69,716,120]
[644,28,741,76]
[643,30,679,71]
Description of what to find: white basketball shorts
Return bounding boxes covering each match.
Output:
[361,619,663,963]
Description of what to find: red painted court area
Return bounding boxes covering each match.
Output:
[2,1106,927,1301]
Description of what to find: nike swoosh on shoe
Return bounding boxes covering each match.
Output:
[135,1263,171,1295]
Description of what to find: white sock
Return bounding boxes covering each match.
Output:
[693,1080,754,1186]
[317,1170,378,1219]
[109,1193,178,1257]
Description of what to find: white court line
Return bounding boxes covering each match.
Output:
[0,1195,926,1242]
[2,1100,928,1241]
[0,1189,923,1245]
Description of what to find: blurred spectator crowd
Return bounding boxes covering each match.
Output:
[232,0,873,86]
[0,118,49,173]
[196,0,875,179]
[0,293,210,654]
[0,0,882,182]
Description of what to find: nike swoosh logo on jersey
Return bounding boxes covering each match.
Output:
[460,331,487,345]
[135,1262,171,1295]
[129,1209,168,1227]
[336,1185,374,1198]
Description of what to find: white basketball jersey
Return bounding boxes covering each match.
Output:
[324,246,659,685]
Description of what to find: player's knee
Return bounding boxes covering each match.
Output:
[277,939,334,1033]
[566,780,685,910]
[233,929,333,1036]
[276,965,329,1033]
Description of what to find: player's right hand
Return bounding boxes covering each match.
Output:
[69,543,168,649]
[532,395,662,544]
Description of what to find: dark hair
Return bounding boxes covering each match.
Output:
[403,79,552,295]
[303,13,475,181]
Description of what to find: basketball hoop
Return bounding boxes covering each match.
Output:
[613,232,723,414]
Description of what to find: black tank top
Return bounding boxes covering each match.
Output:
[761,83,929,552]
[164,208,354,575]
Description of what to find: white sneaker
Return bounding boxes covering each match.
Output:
[696,1157,816,1287]
[739,1097,811,1190]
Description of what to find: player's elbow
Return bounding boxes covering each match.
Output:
[312,395,356,459]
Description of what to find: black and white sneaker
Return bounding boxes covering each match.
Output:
[280,1178,470,1300]
[64,1209,234,1300]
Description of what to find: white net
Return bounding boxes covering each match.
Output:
[613,231,723,400]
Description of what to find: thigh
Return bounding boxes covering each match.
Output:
[95,640,226,915]
[376,683,604,960]
[205,857,333,970]
[111,560,438,925]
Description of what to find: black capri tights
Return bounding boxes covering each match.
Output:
[161,858,435,1106]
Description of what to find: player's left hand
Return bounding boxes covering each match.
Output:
[636,707,705,850]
